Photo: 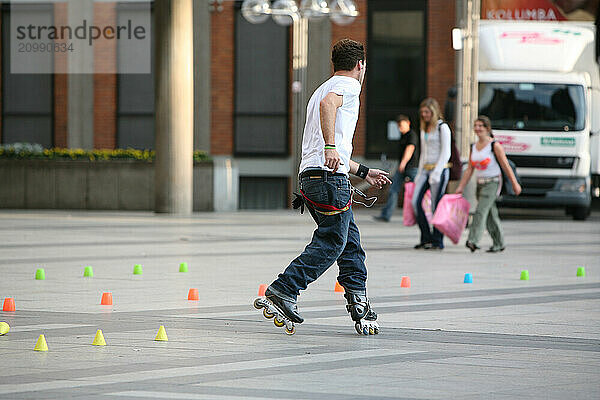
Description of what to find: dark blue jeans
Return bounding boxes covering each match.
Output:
[378,167,418,221]
[412,168,449,248]
[269,173,367,301]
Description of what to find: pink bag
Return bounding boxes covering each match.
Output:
[403,182,433,226]
[423,190,433,224]
[402,182,416,226]
[431,194,470,245]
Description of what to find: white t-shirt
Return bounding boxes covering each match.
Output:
[470,141,501,179]
[299,75,362,176]
[417,120,451,178]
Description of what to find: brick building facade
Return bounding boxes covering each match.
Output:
[209,0,455,160]
[0,1,457,209]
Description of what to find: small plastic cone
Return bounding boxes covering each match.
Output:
[35,268,45,280]
[464,273,473,283]
[400,276,411,288]
[34,334,48,351]
[3,298,15,312]
[133,264,143,275]
[155,325,168,341]
[334,281,345,293]
[84,266,93,277]
[0,322,9,335]
[577,267,586,277]
[187,288,199,300]
[100,292,113,305]
[520,270,530,281]
[92,329,106,346]
[258,284,268,296]
[179,262,188,273]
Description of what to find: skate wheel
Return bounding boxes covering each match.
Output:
[374,327,379,334]
[362,327,369,336]
[263,308,274,319]
[285,326,296,335]
[253,298,263,310]
[369,327,375,335]
[274,317,285,327]
[354,323,363,335]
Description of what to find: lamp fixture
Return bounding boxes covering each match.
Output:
[241,0,358,25]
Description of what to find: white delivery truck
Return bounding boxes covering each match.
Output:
[478,20,599,220]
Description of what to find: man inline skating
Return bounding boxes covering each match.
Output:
[253,39,391,335]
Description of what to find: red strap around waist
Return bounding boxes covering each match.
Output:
[299,189,352,212]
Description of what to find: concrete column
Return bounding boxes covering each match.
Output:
[154,0,194,214]
[193,0,211,152]
[212,156,239,211]
[456,0,479,209]
[67,0,94,149]
[455,0,464,153]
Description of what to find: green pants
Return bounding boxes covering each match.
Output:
[468,180,504,249]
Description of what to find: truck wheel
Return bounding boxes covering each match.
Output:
[572,206,589,221]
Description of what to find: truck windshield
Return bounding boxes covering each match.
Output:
[479,83,585,132]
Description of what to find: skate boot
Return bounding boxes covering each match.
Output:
[253,287,303,335]
[344,292,379,336]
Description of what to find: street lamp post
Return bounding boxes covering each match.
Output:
[241,0,359,192]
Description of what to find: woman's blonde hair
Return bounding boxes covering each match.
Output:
[419,98,443,132]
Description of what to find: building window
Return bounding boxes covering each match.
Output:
[1,5,54,147]
[239,176,288,209]
[116,3,154,150]
[367,0,426,158]
[234,8,289,156]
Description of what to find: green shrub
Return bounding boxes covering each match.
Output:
[0,144,209,162]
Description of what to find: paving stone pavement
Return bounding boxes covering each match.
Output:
[0,208,599,399]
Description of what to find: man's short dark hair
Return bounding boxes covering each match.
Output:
[396,114,410,123]
[331,39,365,72]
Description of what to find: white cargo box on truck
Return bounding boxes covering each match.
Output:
[478,20,599,220]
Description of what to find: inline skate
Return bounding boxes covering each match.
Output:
[253,287,303,335]
[345,292,379,335]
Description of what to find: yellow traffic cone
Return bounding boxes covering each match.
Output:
[0,321,9,336]
[34,334,48,351]
[92,329,106,346]
[155,325,168,341]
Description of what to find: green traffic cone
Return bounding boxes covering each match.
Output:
[179,262,188,273]
[84,266,93,277]
[35,268,46,280]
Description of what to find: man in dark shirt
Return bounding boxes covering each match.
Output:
[374,115,420,222]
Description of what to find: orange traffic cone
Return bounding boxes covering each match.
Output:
[258,284,268,296]
[100,292,112,305]
[188,288,199,300]
[334,281,345,293]
[2,298,15,312]
[400,276,411,288]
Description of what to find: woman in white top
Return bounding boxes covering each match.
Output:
[412,98,451,250]
[455,116,522,252]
